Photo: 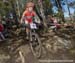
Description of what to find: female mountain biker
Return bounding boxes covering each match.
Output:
[21,2,36,39]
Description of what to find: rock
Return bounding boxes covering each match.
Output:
[69,49,75,54]
[0,55,10,59]
[45,43,54,53]
[64,34,71,38]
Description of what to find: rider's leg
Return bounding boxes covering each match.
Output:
[25,22,30,39]
[26,28,29,35]
[26,27,29,39]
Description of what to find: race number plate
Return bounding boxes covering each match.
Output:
[30,23,37,29]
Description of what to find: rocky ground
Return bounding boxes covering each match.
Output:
[0,28,75,63]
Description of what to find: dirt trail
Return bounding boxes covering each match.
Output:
[0,30,75,63]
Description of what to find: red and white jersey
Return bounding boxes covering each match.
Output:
[23,10,36,23]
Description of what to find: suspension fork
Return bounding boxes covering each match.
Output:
[29,29,36,42]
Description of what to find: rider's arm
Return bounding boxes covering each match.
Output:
[33,11,41,23]
[32,11,37,19]
[20,11,26,23]
[33,11,36,17]
[32,11,37,22]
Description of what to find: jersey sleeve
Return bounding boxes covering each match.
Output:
[22,11,27,17]
[32,11,36,16]
[21,11,27,23]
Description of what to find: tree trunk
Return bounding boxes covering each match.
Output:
[66,0,72,21]
[38,0,48,31]
[55,0,65,22]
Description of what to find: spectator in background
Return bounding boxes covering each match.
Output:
[48,15,61,29]
[0,16,5,41]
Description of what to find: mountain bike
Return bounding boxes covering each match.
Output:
[29,22,42,58]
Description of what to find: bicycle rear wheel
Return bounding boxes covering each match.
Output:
[30,33,42,58]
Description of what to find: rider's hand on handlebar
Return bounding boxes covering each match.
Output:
[20,19,23,24]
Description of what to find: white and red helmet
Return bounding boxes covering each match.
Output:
[26,2,35,8]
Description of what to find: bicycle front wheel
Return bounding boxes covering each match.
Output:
[30,33,42,58]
